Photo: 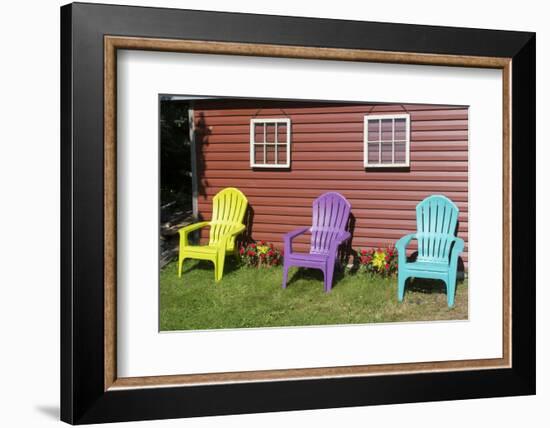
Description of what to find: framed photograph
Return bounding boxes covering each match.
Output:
[60,2,535,424]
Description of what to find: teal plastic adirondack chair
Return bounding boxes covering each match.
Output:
[395,195,464,307]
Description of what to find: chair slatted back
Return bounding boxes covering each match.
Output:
[415,195,459,263]
[209,188,248,249]
[310,192,351,255]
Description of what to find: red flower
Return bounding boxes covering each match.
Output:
[247,250,255,256]
[360,249,368,256]
[385,255,390,261]
[260,253,266,259]
[360,256,368,264]
[259,240,265,245]
[385,263,389,270]
[239,247,244,255]
[250,243,256,248]
[267,250,274,257]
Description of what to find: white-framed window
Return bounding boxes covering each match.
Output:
[250,118,291,168]
[364,114,410,167]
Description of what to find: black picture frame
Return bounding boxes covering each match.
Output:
[61,2,535,424]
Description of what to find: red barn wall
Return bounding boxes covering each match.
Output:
[193,100,469,267]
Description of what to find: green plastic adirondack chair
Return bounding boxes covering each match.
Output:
[178,188,248,282]
[395,195,464,307]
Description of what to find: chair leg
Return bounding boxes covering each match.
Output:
[178,256,185,278]
[398,272,407,302]
[324,264,335,293]
[446,272,457,307]
[215,253,225,282]
[282,263,289,289]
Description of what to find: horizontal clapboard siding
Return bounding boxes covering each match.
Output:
[193,100,469,267]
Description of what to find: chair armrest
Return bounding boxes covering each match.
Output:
[284,227,310,240]
[218,224,246,247]
[329,230,351,253]
[283,227,310,255]
[395,233,417,265]
[449,237,464,266]
[337,230,351,243]
[178,221,210,247]
[230,223,246,236]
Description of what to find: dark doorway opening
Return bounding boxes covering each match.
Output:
[160,96,194,267]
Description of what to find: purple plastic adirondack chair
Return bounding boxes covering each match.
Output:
[282,192,351,292]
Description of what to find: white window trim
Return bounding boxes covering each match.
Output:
[250,118,291,168]
[363,113,410,168]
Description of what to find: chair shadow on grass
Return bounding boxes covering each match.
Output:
[405,277,448,294]
[403,251,466,297]
[284,266,346,291]
[180,255,241,277]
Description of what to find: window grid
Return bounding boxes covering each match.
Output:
[250,118,291,168]
[364,114,410,168]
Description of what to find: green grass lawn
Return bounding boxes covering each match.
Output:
[160,257,468,331]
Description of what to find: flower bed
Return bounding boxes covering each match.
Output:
[239,240,283,268]
[357,246,398,277]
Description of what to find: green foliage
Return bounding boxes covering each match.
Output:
[160,258,468,331]
[238,241,283,267]
[356,246,398,277]
[160,99,192,208]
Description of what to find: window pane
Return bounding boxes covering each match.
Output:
[254,144,264,165]
[381,142,393,164]
[277,123,287,143]
[394,118,406,140]
[381,119,393,141]
[394,142,406,163]
[277,145,287,165]
[265,123,276,143]
[367,142,380,164]
[265,145,276,164]
[254,123,264,144]
[368,120,380,141]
